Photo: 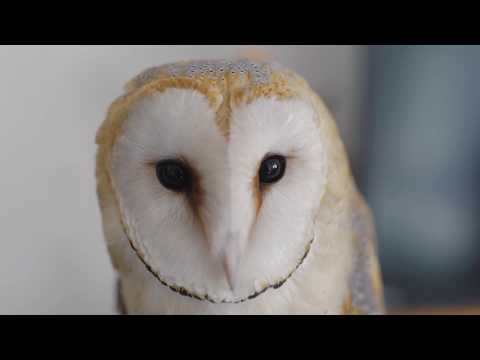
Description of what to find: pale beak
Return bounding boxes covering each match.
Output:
[221,234,241,291]
[222,255,236,291]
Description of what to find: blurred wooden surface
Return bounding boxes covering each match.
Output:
[389,306,480,315]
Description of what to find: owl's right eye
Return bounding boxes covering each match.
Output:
[155,160,191,192]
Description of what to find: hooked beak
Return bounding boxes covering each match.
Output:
[222,255,236,291]
[218,231,243,291]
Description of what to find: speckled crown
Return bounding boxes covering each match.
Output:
[127,59,285,90]
[96,59,316,141]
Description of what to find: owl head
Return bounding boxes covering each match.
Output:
[96,59,359,306]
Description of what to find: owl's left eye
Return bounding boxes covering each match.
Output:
[155,160,191,192]
[259,155,286,184]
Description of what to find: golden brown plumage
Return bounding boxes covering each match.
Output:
[96,59,384,314]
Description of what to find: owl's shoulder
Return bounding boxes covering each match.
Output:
[347,191,385,314]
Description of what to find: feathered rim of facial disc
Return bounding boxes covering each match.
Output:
[127,234,315,304]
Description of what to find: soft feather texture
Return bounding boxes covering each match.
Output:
[111,88,330,303]
[95,59,385,314]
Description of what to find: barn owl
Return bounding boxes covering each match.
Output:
[95,59,385,314]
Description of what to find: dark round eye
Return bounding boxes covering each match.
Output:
[155,160,191,192]
[259,155,286,184]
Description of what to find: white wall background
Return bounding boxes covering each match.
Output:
[0,45,365,314]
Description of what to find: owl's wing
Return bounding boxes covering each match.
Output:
[347,191,385,315]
